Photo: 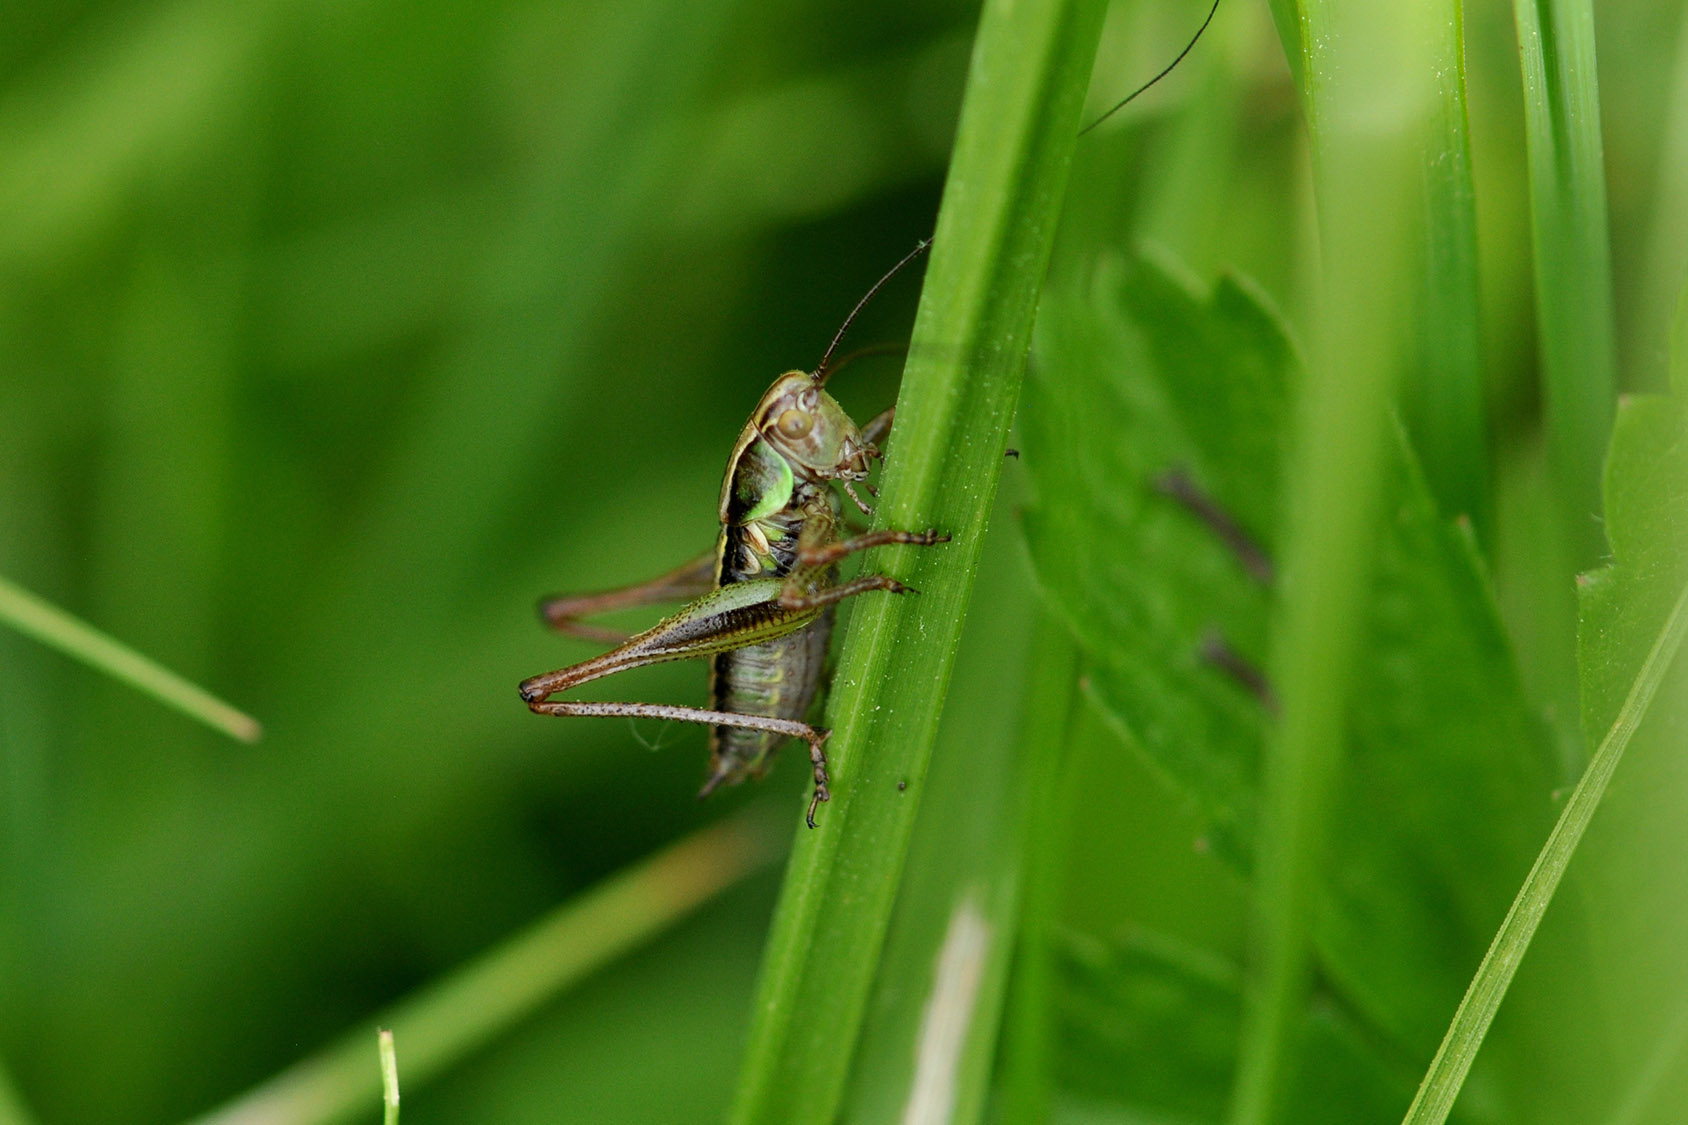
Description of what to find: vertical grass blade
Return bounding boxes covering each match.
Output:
[1228,5,1438,1122]
[1269,1,1489,534]
[727,1,1108,1121]
[0,574,260,743]
[1409,0,1489,537]
[376,1031,398,1125]
[1265,0,1307,90]
[1400,579,1688,1124]
[835,506,1044,1125]
[993,615,1081,1125]
[1636,14,1688,391]
[1512,0,1618,562]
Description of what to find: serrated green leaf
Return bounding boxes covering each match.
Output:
[1400,344,1688,1125]
[1022,252,1287,862]
[1022,253,1560,1084]
[1560,385,1688,1120]
[1053,929,1409,1125]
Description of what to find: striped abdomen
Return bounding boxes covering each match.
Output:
[703,608,833,790]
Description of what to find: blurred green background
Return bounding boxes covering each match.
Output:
[1,0,1686,1122]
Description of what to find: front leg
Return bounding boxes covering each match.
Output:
[797,527,948,569]
[775,523,949,610]
[775,573,916,613]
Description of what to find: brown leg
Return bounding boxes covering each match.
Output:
[840,480,876,516]
[529,698,831,827]
[860,406,895,449]
[797,527,948,569]
[805,732,832,829]
[538,550,717,642]
[777,573,914,612]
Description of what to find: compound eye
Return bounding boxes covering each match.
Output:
[775,408,814,440]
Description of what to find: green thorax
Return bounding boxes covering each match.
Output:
[715,437,826,585]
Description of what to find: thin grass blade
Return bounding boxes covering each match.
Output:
[1513,0,1618,563]
[0,574,260,742]
[1229,4,1440,1121]
[1400,580,1688,1124]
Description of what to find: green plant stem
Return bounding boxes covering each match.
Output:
[0,574,260,743]
[1269,1,1488,536]
[376,1031,398,1125]
[1638,19,1688,392]
[1265,0,1306,90]
[1401,579,1688,1124]
[994,614,1081,1124]
[1410,0,1488,539]
[190,808,782,1125]
[1513,0,1618,565]
[726,1,1107,1121]
[1230,6,1436,1123]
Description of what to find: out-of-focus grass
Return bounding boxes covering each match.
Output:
[3,0,1686,1122]
[0,1,962,1120]
[377,1030,398,1125]
[0,575,259,742]
[1512,0,1619,569]
[195,807,783,1125]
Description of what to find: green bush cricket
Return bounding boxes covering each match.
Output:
[519,241,946,828]
[517,3,1225,827]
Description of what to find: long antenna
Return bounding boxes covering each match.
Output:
[813,6,1216,381]
[1078,0,1221,137]
[815,238,932,384]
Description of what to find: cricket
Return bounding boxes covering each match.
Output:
[517,1,1222,828]
[519,241,946,828]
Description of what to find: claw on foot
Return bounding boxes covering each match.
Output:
[806,731,832,829]
[806,785,831,829]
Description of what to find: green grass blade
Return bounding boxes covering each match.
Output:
[1265,0,1306,90]
[1637,21,1688,392]
[833,490,1040,1125]
[726,1,1107,1121]
[1513,0,1618,563]
[0,574,260,743]
[1409,0,1489,538]
[1267,0,1489,536]
[376,1031,398,1125]
[190,809,781,1125]
[1229,6,1439,1122]
[993,614,1081,1125]
[1400,579,1688,1124]
[1270,0,1487,537]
